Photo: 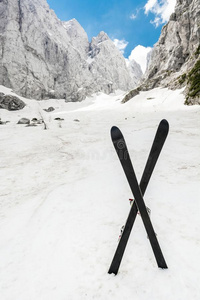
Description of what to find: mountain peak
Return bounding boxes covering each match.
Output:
[92,31,110,45]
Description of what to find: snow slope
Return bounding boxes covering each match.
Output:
[0,85,200,300]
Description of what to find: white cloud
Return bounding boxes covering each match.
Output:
[144,0,176,27]
[144,0,158,13]
[130,13,137,20]
[113,38,128,54]
[130,7,142,20]
[128,45,152,73]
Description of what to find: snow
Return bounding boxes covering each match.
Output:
[86,56,95,64]
[0,85,200,299]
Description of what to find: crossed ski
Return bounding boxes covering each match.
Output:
[108,119,169,275]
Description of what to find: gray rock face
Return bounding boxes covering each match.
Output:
[121,0,200,104]
[144,0,200,90]
[87,32,136,95]
[127,60,143,86]
[0,0,139,101]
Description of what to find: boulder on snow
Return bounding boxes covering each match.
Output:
[0,117,10,125]
[31,118,44,124]
[31,118,38,122]
[54,117,64,121]
[0,92,5,101]
[17,118,30,125]
[0,94,26,111]
[44,107,55,112]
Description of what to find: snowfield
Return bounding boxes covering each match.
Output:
[0,85,200,300]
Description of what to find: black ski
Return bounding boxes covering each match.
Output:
[108,119,169,275]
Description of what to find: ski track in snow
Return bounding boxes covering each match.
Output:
[0,86,200,299]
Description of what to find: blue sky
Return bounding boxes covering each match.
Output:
[46,0,176,72]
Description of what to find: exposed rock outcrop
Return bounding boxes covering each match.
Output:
[127,60,143,87]
[44,107,55,112]
[17,118,30,124]
[0,94,26,110]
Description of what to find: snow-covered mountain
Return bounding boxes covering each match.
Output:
[0,0,141,101]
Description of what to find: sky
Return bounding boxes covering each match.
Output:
[46,0,176,73]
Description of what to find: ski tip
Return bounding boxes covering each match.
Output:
[111,126,119,133]
[160,119,169,135]
[110,126,122,141]
[160,119,169,128]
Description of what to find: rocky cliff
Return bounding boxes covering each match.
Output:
[0,0,141,101]
[143,0,200,104]
[123,0,200,105]
[127,59,143,86]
